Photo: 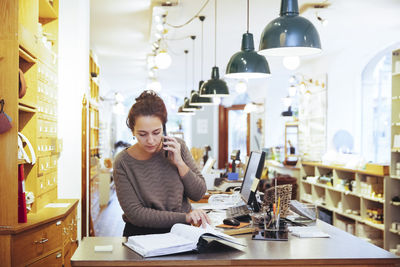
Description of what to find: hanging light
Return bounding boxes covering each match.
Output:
[282,95,292,107]
[225,0,271,79]
[282,56,300,70]
[155,50,171,69]
[258,0,322,56]
[178,50,195,115]
[190,16,213,106]
[235,80,247,94]
[288,85,297,96]
[146,78,162,92]
[200,0,229,98]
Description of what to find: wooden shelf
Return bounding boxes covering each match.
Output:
[18,103,37,113]
[19,47,36,63]
[301,161,388,176]
[39,0,57,20]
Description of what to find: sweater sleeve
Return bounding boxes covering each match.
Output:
[113,153,188,229]
[178,139,207,201]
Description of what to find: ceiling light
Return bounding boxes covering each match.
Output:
[282,95,292,107]
[114,92,124,103]
[190,17,214,106]
[225,0,271,79]
[146,79,162,92]
[200,0,229,98]
[235,80,247,94]
[154,51,171,69]
[288,85,297,97]
[283,56,300,70]
[156,23,164,32]
[258,0,322,56]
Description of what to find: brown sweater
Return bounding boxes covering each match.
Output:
[113,138,206,229]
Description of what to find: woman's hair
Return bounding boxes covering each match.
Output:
[126,90,167,131]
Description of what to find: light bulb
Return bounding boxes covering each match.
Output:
[288,85,297,97]
[213,97,221,105]
[283,56,300,70]
[115,92,124,103]
[155,51,171,69]
[235,81,247,94]
[147,80,162,92]
[282,96,292,107]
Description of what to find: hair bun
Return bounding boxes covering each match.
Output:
[135,90,159,102]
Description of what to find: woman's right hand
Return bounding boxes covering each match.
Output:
[185,209,211,228]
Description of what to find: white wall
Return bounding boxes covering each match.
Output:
[58,0,90,239]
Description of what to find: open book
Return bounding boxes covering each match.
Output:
[123,223,245,257]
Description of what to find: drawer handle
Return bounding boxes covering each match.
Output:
[34,238,49,244]
[56,252,62,258]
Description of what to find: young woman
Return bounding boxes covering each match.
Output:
[113,90,211,236]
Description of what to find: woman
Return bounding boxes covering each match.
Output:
[113,90,211,236]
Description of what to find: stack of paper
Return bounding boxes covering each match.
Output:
[288,226,330,238]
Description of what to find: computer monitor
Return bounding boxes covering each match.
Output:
[240,151,266,209]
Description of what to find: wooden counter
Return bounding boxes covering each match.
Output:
[71,220,400,267]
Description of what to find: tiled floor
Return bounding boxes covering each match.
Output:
[93,190,125,237]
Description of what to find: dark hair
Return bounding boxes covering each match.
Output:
[126,90,167,131]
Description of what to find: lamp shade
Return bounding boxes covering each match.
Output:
[200,67,229,97]
[182,97,200,111]
[226,33,271,79]
[177,105,194,115]
[258,0,321,56]
[190,81,214,106]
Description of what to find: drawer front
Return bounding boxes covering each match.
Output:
[12,221,62,266]
[27,250,62,267]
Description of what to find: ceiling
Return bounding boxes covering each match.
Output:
[90,0,400,102]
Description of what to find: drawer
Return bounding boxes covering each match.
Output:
[12,220,62,266]
[27,250,62,267]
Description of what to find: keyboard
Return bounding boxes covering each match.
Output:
[227,205,251,221]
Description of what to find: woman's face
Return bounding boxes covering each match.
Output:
[133,115,163,154]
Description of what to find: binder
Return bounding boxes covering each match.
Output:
[18,164,27,223]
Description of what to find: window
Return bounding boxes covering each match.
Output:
[361,50,392,163]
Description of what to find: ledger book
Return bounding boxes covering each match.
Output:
[123,223,244,257]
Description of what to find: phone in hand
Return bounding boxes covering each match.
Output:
[163,124,168,157]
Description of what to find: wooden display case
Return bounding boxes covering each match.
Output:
[0,0,78,265]
[299,161,389,249]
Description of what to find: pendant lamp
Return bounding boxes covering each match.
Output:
[258,0,321,56]
[225,0,271,79]
[190,16,213,106]
[183,36,202,111]
[178,50,195,115]
[200,0,229,98]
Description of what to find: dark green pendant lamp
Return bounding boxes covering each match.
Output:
[178,50,195,115]
[225,0,271,79]
[190,16,213,106]
[258,0,321,56]
[200,0,229,98]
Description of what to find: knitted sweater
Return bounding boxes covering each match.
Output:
[113,138,206,229]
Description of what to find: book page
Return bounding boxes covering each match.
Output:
[126,232,195,257]
[171,223,244,247]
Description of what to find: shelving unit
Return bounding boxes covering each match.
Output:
[299,161,388,249]
[388,48,400,254]
[0,0,78,265]
[89,51,101,236]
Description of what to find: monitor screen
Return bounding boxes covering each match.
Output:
[240,151,265,205]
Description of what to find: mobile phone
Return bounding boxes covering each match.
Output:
[163,124,168,157]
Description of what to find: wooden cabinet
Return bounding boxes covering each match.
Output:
[0,0,79,266]
[299,161,389,249]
